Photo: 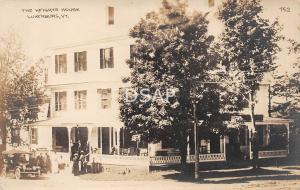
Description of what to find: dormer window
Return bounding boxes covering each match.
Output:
[108,6,114,25]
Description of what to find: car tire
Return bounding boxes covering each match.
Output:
[15,168,21,180]
[2,168,6,178]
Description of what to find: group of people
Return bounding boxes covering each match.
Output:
[71,140,90,176]
[29,153,52,174]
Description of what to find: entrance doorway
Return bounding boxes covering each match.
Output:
[71,127,88,146]
[102,127,110,154]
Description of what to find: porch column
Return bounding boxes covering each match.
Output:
[67,126,72,155]
[266,125,270,145]
[109,127,112,154]
[116,128,120,155]
[220,136,224,153]
[223,136,226,159]
[187,135,190,156]
[286,123,290,154]
[88,126,93,153]
[100,127,103,154]
[249,129,252,160]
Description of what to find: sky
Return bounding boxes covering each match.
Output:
[0,0,299,74]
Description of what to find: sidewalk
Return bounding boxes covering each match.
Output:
[1,165,300,190]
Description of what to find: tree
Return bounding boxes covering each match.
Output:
[0,31,45,148]
[218,0,282,168]
[272,39,300,116]
[119,0,221,166]
[272,39,300,162]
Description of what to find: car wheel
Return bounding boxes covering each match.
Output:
[15,168,21,180]
[2,168,6,178]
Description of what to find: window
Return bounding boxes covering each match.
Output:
[75,90,87,110]
[55,92,67,111]
[11,128,20,145]
[74,51,87,72]
[30,128,38,144]
[208,0,214,7]
[130,45,137,60]
[55,54,67,73]
[108,6,114,25]
[97,88,112,109]
[100,48,114,69]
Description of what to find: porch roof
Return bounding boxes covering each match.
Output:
[28,115,124,129]
[255,117,293,125]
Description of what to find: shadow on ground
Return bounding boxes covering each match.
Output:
[2,174,49,180]
[162,167,300,184]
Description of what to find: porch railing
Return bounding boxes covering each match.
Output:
[258,150,288,159]
[149,153,226,165]
[150,156,181,165]
[187,153,226,163]
[99,154,150,166]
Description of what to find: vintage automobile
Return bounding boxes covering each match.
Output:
[2,149,41,179]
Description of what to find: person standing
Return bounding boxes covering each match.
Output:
[72,153,79,176]
[52,152,59,174]
[79,150,85,174]
[70,142,78,161]
[37,153,45,173]
[45,153,52,174]
[58,155,65,173]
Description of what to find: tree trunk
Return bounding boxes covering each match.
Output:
[179,130,188,172]
[180,139,187,165]
[250,92,259,169]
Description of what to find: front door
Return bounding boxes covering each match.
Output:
[102,127,110,154]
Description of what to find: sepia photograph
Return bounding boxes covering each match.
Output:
[0,0,299,189]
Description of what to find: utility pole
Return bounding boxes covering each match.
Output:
[193,102,199,179]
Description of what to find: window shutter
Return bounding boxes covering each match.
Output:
[63,54,67,73]
[31,128,38,144]
[109,47,114,68]
[100,49,104,69]
[55,92,58,111]
[108,88,112,108]
[83,51,87,71]
[74,53,78,72]
[74,91,78,109]
[55,55,58,73]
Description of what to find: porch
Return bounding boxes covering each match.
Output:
[228,117,291,160]
[27,117,291,169]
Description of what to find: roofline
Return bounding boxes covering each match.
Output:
[43,35,131,53]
